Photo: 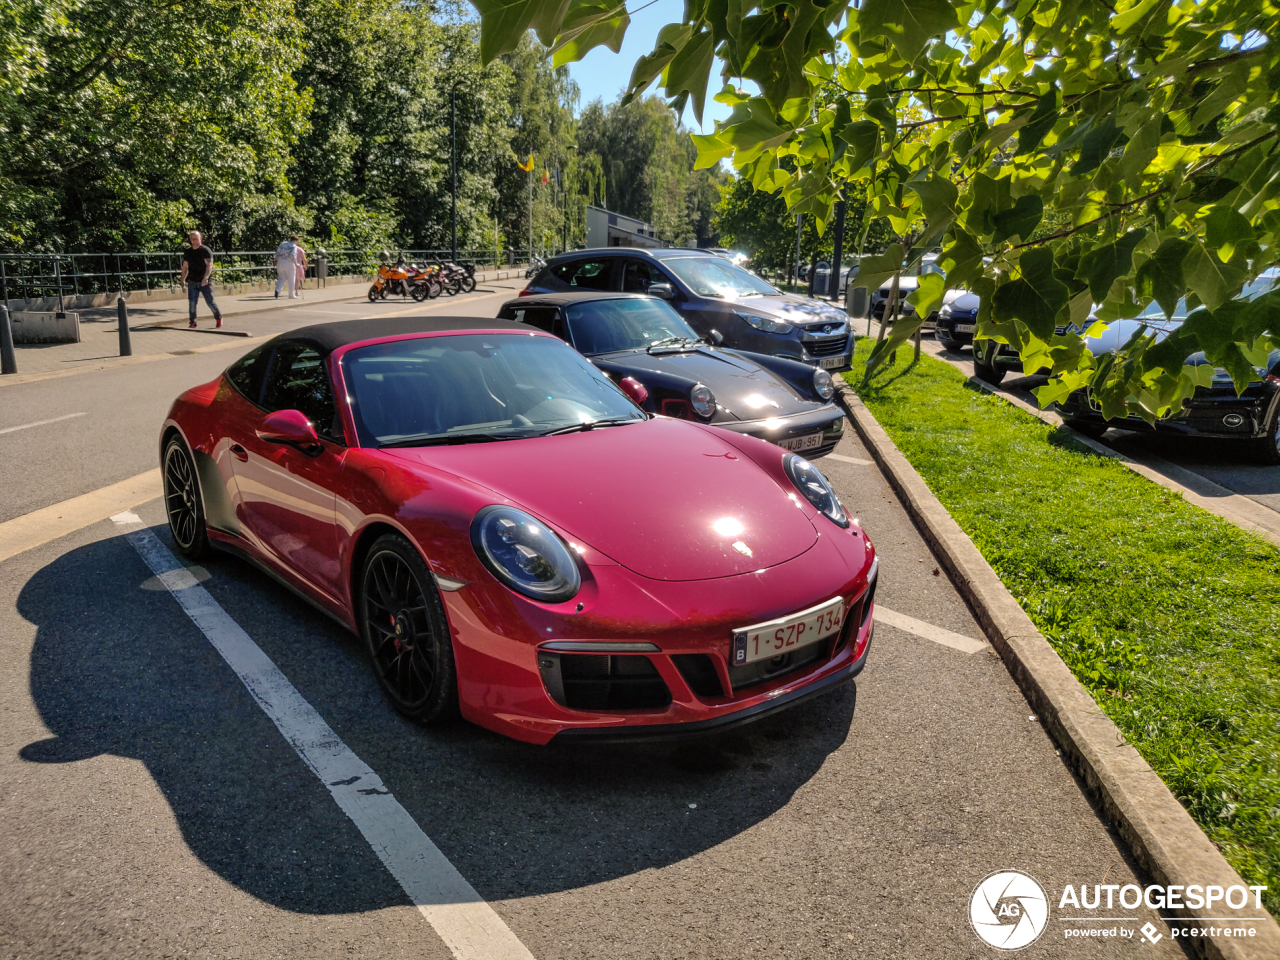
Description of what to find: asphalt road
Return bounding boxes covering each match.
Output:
[1,291,1194,959]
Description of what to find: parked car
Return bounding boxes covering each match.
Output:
[522,247,854,371]
[865,255,946,330]
[1054,270,1280,462]
[498,292,846,459]
[935,290,980,349]
[708,247,749,267]
[159,316,878,744]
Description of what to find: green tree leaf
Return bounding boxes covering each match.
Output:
[1182,241,1245,312]
[1135,238,1192,319]
[992,247,1069,340]
[857,0,958,64]
[1076,229,1147,303]
[853,242,905,296]
[991,194,1043,244]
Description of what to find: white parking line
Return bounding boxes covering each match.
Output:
[875,606,987,654]
[110,511,535,960]
[824,453,873,466]
[0,411,86,435]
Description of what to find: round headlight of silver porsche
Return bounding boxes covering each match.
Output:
[813,367,835,400]
[690,383,716,418]
[470,505,581,602]
[783,454,849,528]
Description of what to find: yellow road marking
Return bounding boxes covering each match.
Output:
[0,469,161,563]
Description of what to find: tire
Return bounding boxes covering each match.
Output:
[359,534,458,723]
[367,284,380,303]
[973,359,1007,385]
[1065,418,1109,440]
[410,283,429,302]
[1253,410,1280,465]
[461,276,476,293]
[162,438,210,560]
[427,280,442,299]
[444,279,461,296]
[378,286,388,300]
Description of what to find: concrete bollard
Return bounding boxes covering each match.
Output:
[0,305,16,375]
[117,297,132,357]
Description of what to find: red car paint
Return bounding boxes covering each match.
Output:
[161,326,876,744]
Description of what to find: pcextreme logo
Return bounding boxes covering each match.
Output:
[969,870,1051,950]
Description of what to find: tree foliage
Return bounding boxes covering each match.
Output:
[469,0,1280,420]
[578,95,726,246]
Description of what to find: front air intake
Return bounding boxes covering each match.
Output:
[538,653,672,710]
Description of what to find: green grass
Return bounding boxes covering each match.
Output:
[847,342,1280,914]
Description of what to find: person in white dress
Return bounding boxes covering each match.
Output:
[274,236,298,299]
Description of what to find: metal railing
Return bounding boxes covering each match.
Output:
[0,248,555,306]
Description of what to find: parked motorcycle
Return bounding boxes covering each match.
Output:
[525,255,546,279]
[368,260,414,301]
[437,260,475,295]
[410,263,443,301]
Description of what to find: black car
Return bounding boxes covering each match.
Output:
[521,248,854,372]
[935,290,980,349]
[1054,274,1280,463]
[497,292,847,459]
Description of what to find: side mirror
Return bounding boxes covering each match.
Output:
[648,282,675,300]
[618,376,649,407]
[708,329,725,346]
[257,409,322,454]
[847,286,869,318]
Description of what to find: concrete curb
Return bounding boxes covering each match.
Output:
[833,378,1280,960]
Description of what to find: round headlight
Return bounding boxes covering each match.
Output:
[939,304,952,318]
[690,383,716,418]
[470,505,581,603]
[813,367,835,400]
[741,314,795,334]
[783,454,849,528]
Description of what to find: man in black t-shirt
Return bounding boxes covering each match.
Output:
[179,230,223,329]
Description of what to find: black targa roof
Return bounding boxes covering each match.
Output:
[273,316,529,355]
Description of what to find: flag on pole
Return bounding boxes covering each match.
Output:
[541,167,549,185]
[517,154,535,172]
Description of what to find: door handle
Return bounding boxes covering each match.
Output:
[230,443,248,462]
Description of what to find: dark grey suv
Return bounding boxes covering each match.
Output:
[521,248,853,371]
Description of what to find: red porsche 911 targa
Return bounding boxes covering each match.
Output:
[160,317,877,744]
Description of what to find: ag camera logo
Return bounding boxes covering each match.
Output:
[969,870,1050,950]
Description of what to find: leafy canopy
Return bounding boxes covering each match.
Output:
[469,0,1280,421]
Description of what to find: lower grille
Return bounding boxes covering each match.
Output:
[538,653,672,711]
[728,639,826,691]
[806,336,849,358]
[672,654,724,698]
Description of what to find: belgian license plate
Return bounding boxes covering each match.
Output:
[954,323,976,333]
[819,355,848,369]
[732,596,844,666]
[779,432,822,452]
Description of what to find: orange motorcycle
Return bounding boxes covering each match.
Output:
[367,260,413,302]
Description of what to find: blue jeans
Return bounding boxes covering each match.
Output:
[188,282,222,321]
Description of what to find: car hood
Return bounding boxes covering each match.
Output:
[722,293,848,327]
[592,347,816,422]
[944,291,980,311]
[384,418,818,582]
[1084,318,1280,382]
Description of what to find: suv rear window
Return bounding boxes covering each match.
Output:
[551,259,613,291]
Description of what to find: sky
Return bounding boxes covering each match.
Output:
[564,0,735,134]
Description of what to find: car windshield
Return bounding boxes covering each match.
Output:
[342,333,645,447]
[661,256,778,298]
[1136,272,1278,324]
[564,298,701,354]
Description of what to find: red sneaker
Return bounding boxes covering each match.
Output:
[189,320,197,329]
[216,317,223,329]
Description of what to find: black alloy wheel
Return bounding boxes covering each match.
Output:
[163,438,209,560]
[359,534,458,723]
[411,282,430,302]
[444,278,461,296]
[461,276,477,294]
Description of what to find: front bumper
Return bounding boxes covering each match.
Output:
[1057,387,1278,439]
[936,314,978,344]
[713,404,846,459]
[443,524,877,745]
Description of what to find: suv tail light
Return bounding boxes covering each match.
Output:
[517,288,534,297]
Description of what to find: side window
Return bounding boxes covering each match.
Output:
[261,342,342,441]
[551,258,614,291]
[511,307,566,339]
[225,343,271,404]
[621,260,665,293]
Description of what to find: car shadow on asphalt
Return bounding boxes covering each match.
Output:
[17,528,857,913]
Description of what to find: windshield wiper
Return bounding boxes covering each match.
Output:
[540,417,642,437]
[647,336,701,353]
[379,432,523,449]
